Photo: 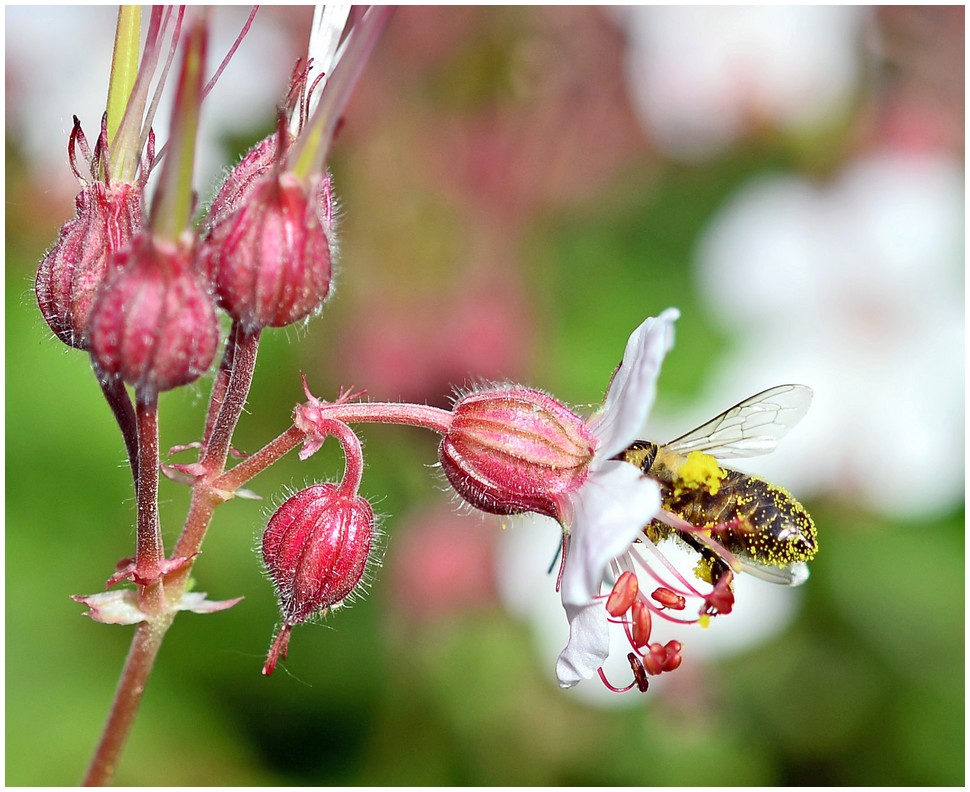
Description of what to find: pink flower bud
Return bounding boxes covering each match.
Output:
[35,181,142,350]
[88,233,219,396]
[439,387,597,520]
[205,133,286,231]
[262,483,375,627]
[200,171,333,331]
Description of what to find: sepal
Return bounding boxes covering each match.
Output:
[73,589,243,625]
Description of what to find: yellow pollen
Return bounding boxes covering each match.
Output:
[674,451,726,496]
[698,613,711,629]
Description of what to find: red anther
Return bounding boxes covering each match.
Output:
[703,570,735,616]
[606,571,639,617]
[662,640,684,673]
[627,652,650,693]
[642,642,668,676]
[630,599,652,648]
[651,586,686,610]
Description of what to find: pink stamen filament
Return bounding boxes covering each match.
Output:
[597,666,637,694]
[629,543,703,600]
[658,508,745,575]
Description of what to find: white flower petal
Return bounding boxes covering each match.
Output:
[561,461,661,608]
[555,459,661,685]
[589,308,679,460]
[556,601,609,687]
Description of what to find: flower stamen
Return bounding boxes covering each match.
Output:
[650,587,687,610]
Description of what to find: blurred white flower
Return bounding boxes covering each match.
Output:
[615,6,869,161]
[692,150,964,518]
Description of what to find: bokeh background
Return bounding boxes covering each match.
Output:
[6,6,964,785]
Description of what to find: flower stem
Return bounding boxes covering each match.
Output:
[299,399,455,435]
[97,374,139,483]
[212,425,305,495]
[202,325,261,472]
[202,321,241,448]
[81,617,173,786]
[134,394,165,614]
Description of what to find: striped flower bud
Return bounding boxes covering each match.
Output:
[35,181,142,350]
[88,233,218,397]
[439,387,597,520]
[200,171,333,332]
[261,483,375,674]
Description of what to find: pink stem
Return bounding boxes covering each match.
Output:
[299,400,454,435]
[97,373,139,483]
[81,618,173,786]
[134,393,165,614]
[201,320,240,448]
[202,327,261,472]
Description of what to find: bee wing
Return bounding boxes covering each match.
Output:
[738,559,810,587]
[666,384,813,460]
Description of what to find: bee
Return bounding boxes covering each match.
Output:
[621,384,818,587]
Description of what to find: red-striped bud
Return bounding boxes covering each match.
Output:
[88,233,218,396]
[200,171,334,332]
[35,182,142,350]
[261,483,375,674]
[439,387,596,520]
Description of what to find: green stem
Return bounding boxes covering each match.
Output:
[150,13,206,242]
[105,7,142,146]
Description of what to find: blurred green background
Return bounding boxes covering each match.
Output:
[6,6,964,786]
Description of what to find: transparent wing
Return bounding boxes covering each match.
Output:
[666,385,813,460]
[738,559,810,587]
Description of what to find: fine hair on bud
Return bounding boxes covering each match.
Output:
[438,386,597,520]
[200,171,334,332]
[88,232,219,397]
[262,483,376,627]
[35,181,143,350]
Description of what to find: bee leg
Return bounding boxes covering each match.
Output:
[706,554,732,589]
[678,531,731,588]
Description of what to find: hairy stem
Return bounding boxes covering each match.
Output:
[81,617,173,786]
[212,424,305,494]
[134,393,164,614]
[202,325,261,471]
[202,320,240,448]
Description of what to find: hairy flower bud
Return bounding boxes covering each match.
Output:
[439,387,597,520]
[205,133,285,231]
[35,181,142,349]
[200,171,333,332]
[88,233,219,396]
[263,483,374,625]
